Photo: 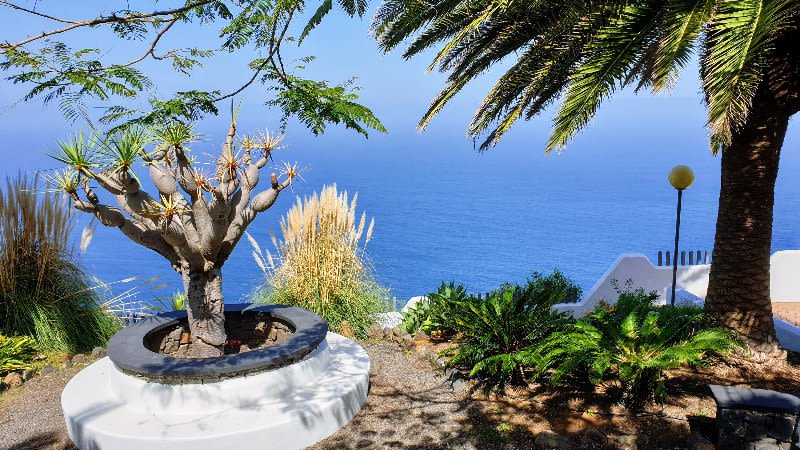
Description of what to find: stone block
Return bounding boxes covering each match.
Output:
[366,324,384,340]
[767,415,796,441]
[91,347,106,358]
[3,372,23,387]
[72,354,88,365]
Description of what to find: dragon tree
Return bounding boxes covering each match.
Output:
[48,119,295,357]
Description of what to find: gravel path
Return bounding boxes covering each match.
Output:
[0,342,493,450]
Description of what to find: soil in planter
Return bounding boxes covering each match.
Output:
[146,311,294,358]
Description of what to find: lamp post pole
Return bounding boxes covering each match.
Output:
[668,165,695,306]
[671,188,683,306]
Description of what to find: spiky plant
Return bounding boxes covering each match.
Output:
[373,0,800,359]
[47,119,295,357]
[442,272,576,389]
[539,297,739,409]
[103,126,153,173]
[0,334,37,374]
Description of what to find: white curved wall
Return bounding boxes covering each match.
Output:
[552,253,710,316]
[552,250,800,316]
[770,250,800,302]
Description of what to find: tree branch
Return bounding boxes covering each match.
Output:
[0,0,216,50]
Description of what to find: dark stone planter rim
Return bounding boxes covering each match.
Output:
[107,303,328,379]
[710,384,800,415]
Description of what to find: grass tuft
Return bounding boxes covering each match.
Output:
[252,184,390,337]
[0,174,119,353]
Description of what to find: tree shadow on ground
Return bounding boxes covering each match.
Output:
[1,431,77,450]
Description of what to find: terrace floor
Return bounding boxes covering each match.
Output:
[772,302,800,326]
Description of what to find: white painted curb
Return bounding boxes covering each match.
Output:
[62,332,369,450]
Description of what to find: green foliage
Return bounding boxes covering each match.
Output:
[47,131,102,174]
[539,288,738,408]
[0,334,37,374]
[268,73,387,138]
[1,1,384,138]
[442,272,576,388]
[0,175,120,354]
[372,0,797,151]
[400,281,468,335]
[171,292,187,312]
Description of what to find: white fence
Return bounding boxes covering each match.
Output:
[552,250,800,317]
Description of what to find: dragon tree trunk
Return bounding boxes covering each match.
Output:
[183,268,227,357]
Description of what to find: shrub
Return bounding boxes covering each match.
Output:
[0,334,37,374]
[442,272,576,388]
[0,175,119,353]
[400,281,467,336]
[254,184,390,337]
[539,288,738,408]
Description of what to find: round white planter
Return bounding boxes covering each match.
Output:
[62,332,369,450]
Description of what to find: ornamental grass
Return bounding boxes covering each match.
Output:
[0,175,119,353]
[253,184,389,336]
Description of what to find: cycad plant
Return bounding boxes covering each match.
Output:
[373,0,800,358]
[443,272,577,388]
[401,281,468,336]
[255,184,390,337]
[539,293,738,408]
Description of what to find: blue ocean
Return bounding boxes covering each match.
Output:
[1,10,798,307]
[68,108,800,308]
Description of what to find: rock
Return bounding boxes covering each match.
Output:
[338,320,355,338]
[40,365,57,376]
[451,378,467,391]
[613,434,648,448]
[688,431,714,450]
[180,332,191,344]
[401,296,427,313]
[413,330,429,341]
[72,354,88,365]
[580,427,607,446]
[91,347,106,358]
[366,323,384,340]
[373,312,403,329]
[436,357,447,369]
[391,327,404,339]
[401,336,415,350]
[534,431,575,449]
[63,359,73,369]
[239,344,251,353]
[3,371,23,387]
[21,369,35,381]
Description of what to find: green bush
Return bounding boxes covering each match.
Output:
[0,334,37,374]
[400,281,467,335]
[0,175,119,353]
[539,288,738,408]
[442,272,576,388]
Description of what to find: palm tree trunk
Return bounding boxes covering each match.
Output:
[705,96,789,361]
[183,268,227,357]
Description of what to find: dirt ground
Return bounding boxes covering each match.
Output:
[4,340,800,450]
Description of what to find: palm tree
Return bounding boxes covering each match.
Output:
[372,0,800,360]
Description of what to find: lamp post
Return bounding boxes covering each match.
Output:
[668,165,695,306]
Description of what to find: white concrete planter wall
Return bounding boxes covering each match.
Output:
[62,332,369,450]
[551,250,800,316]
